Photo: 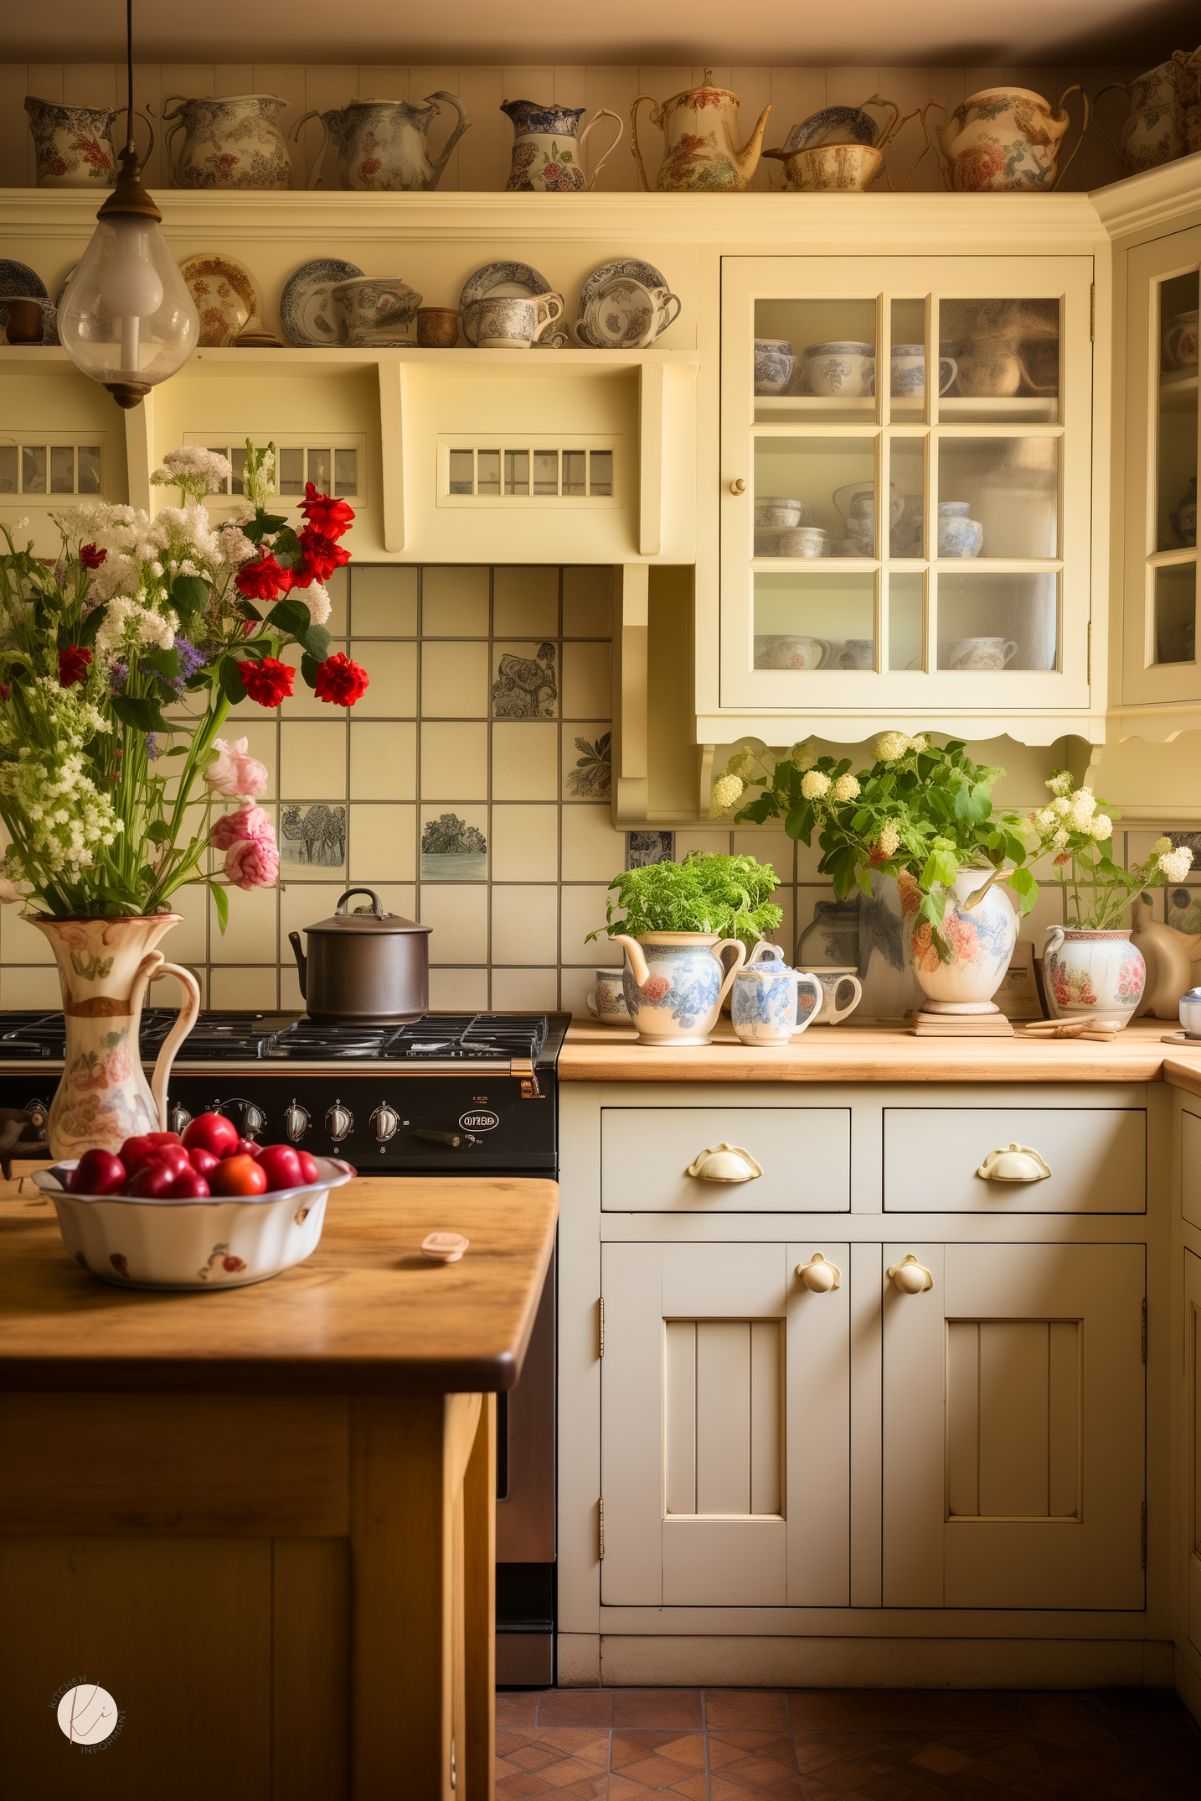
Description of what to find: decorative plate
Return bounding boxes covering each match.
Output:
[180,253,259,348]
[458,260,555,345]
[782,107,879,152]
[280,257,364,348]
[0,258,49,334]
[576,258,671,346]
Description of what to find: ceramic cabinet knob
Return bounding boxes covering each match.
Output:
[887,1253,934,1295]
[729,478,747,494]
[796,1252,841,1293]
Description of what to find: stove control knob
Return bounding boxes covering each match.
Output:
[168,1102,192,1137]
[371,1102,400,1144]
[283,1100,311,1144]
[239,1100,267,1140]
[326,1100,353,1144]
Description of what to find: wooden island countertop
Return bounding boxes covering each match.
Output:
[561,1017,1201,1091]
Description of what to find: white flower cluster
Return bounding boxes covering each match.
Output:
[874,731,926,763]
[1033,783,1112,842]
[95,596,178,659]
[150,446,233,499]
[877,820,901,857]
[0,682,121,883]
[306,580,332,626]
[801,770,830,799]
[711,773,744,814]
[831,773,860,803]
[1157,845,1194,882]
[790,741,816,772]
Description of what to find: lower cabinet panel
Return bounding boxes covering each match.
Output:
[883,1242,1146,1611]
[601,1241,849,1608]
[1187,1249,1201,1659]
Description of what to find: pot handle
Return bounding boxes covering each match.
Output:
[714,938,748,1008]
[919,99,951,190]
[1044,924,1065,961]
[291,109,330,187]
[1051,84,1090,188]
[1091,81,1131,164]
[861,92,902,150]
[629,94,660,192]
[288,930,307,998]
[424,90,471,189]
[336,886,386,917]
[129,951,202,1132]
[894,103,937,191]
[580,106,624,189]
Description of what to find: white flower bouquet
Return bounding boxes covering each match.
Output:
[1028,771,1193,928]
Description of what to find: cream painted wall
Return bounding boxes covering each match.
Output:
[0,62,1134,194]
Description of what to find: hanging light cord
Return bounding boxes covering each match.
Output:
[124,0,135,155]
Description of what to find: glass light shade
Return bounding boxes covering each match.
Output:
[58,213,199,405]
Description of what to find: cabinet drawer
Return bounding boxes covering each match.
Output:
[1183,1110,1201,1232]
[884,1108,1145,1213]
[600,1107,850,1212]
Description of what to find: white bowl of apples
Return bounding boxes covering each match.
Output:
[32,1113,354,1291]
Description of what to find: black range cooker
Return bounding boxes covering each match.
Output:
[0,1007,568,1686]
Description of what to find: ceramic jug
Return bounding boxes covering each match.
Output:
[163,94,292,188]
[501,99,622,191]
[294,94,470,191]
[1094,51,1199,172]
[630,70,771,192]
[929,85,1089,191]
[24,96,153,188]
[612,931,770,1045]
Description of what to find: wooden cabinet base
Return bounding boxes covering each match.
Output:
[0,1390,497,1801]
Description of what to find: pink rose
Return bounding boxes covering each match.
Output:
[224,830,280,891]
[205,735,268,799]
[210,802,273,852]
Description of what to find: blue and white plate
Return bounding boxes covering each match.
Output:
[781,107,879,152]
[459,261,556,345]
[280,257,363,347]
[576,258,671,346]
[0,258,50,336]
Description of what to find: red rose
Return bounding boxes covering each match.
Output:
[79,542,107,569]
[0,683,10,702]
[313,652,369,708]
[235,555,290,601]
[300,482,355,540]
[295,526,351,587]
[238,656,295,708]
[58,645,93,687]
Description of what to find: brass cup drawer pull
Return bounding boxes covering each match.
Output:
[976,1143,1052,1183]
[685,1143,763,1184]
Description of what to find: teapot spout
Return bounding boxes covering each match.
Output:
[736,102,773,178]
[612,933,649,988]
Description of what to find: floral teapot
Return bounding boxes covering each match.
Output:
[927,85,1089,191]
[630,70,771,192]
[293,94,470,191]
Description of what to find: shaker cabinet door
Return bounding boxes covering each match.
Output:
[600,1242,849,1608]
[1185,1249,1201,1658]
[882,1242,1145,1611]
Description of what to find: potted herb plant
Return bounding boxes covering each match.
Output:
[589,852,782,1045]
[716,733,1038,1018]
[1028,772,1193,1025]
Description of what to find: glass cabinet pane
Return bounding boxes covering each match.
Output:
[939,297,1060,422]
[1156,271,1198,553]
[937,572,1059,671]
[1152,565,1197,665]
[755,438,876,558]
[889,573,925,670]
[754,572,874,670]
[937,437,1059,559]
[889,442,926,556]
[754,298,876,421]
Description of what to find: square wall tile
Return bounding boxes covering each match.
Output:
[322,566,349,636]
[279,803,348,877]
[563,806,625,882]
[422,565,489,636]
[421,642,490,718]
[209,966,278,1010]
[210,883,278,964]
[279,965,304,1011]
[560,965,598,1018]
[348,803,417,883]
[420,884,489,964]
[491,804,558,882]
[351,564,417,637]
[493,566,559,638]
[168,880,208,964]
[352,641,417,718]
[429,967,489,1009]
[420,805,488,882]
[563,566,612,637]
[562,642,611,719]
[676,828,733,859]
[0,966,62,1007]
[350,722,417,800]
[1019,880,1065,946]
[492,642,558,719]
[559,884,612,964]
[493,722,559,801]
[562,723,612,802]
[491,885,559,965]
[1167,885,1201,931]
[492,967,559,1010]
[420,722,488,800]
[279,881,346,944]
[734,830,794,888]
[280,722,348,800]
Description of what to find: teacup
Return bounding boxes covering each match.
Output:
[331,276,422,343]
[732,951,823,1048]
[803,340,874,397]
[585,968,629,1023]
[573,278,678,348]
[937,500,983,557]
[890,343,958,397]
[1165,309,1199,371]
[836,639,873,669]
[416,306,460,347]
[776,525,829,558]
[754,496,804,530]
[465,291,563,348]
[754,634,827,670]
[755,337,796,394]
[947,635,1018,671]
[797,965,864,1025]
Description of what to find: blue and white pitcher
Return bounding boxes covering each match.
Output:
[501,99,623,191]
[732,947,823,1047]
[613,931,766,1046]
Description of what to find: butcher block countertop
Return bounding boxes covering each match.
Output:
[0,1172,557,1395]
[561,1019,1201,1090]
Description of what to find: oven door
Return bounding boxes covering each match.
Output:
[496,1245,555,1685]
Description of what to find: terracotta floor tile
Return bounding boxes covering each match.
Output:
[709,1774,846,1801]
[1097,1689,1201,1736]
[706,1690,792,1730]
[708,1728,800,1786]
[498,1689,549,1723]
[612,1689,705,1728]
[609,1773,707,1801]
[538,1689,617,1727]
[1017,1692,1109,1732]
[789,1690,1024,1733]
[611,1729,709,1789]
[497,1772,608,1799]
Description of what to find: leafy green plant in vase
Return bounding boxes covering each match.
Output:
[1028,772,1193,1025]
[715,733,1038,1021]
[589,852,783,1045]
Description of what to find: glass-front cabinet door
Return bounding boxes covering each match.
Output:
[720,256,1094,716]
[1121,226,1200,710]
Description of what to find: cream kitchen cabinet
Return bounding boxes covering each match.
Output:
[716,254,1095,737]
[1185,1248,1201,1661]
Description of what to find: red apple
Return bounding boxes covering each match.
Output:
[187,1146,220,1179]
[119,1130,184,1174]
[182,1112,239,1158]
[67,1148,127,1196]
[296,1151,320,1185]
[125,1160,179,1199]
[165,1166,211,1200]
[209,1153,268,1197]
[254,1144,303,1192]
[230,1136,262,1160]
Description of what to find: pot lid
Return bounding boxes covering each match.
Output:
[302,887,431,935]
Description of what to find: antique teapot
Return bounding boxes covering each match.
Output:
[928,85,1089,191]
[630,70,771,192]
[163,94,292,189]
[293,94,470,191]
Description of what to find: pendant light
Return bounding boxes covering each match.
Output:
[57,0,198,408]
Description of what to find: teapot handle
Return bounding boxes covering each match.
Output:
[860,92,902,150]
[1050,84,1090,188]
[424,91,471,189]
[1090,81,1132,165]
[580,107,624,190]
[893,103,937,191]
[291,109,330,187]
[629,94,660,193]
[918,99,951,190]
[714,938,748,1008]
[161,95,187,186]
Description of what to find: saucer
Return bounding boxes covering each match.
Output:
[577,257,671,345]
[346,324,419,347]
[180,253,259,347]
[280,257,363,347]
[459,261,555,345]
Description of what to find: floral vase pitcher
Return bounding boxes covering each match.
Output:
[928,86,1089,191]
[1043,926,1147,1027]
[163,94,293,188]
[630,70,772,192]
[30,915,201,1158]
[501,99,623,191]
[613,931,765,1045]
[900,870,1018,1014]
[294,95,471,191]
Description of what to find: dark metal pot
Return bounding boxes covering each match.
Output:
[288,887,431,1023]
